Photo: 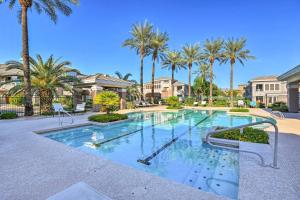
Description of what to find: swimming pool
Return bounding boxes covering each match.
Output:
[44,110,268,199]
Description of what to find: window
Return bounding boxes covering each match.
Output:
[256,96,264,102]
[265,84,269,91]
[270,84,274,91]
[275,84,280,91]
[256,84,263,91]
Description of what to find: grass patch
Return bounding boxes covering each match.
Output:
[229,108,249,112]
[166,106,183,110]
[212,127,269,144]
[0,112,18,119]
[88,113,128,123]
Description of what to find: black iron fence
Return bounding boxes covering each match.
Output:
[0,96,79,116]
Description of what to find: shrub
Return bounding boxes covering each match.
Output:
[229,108,249,112]
[213,99,228,107]
[270,102,288,112]
[212,127,269,144]
[0,112,18,119]
[126,102,135,109]
[88,113,128,123]
[93,91,120,114]
[166,96,182,109]
[9,95,24,106]
[184,97,195,106]
[257,102,265,108]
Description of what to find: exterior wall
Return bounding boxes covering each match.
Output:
[143,78,188,99]
[248,80,287,106]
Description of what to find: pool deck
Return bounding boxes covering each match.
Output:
[0,107,300,200]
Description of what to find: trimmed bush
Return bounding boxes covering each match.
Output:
[212,127,269,144]
[9,95,24,106]
[229,108,249,112]
[166,96,182,109]
[184,97,195,106]
[213,99,228,107]
[270,102,288,112]
[93,91,120,114]
[126,102,135,109]
[0,112,18,119]
[88,113,128,123]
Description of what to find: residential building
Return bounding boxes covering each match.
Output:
[0,64,23,95]
[246,75,287,106]
[278,65,300,112]
[142,77,188,100]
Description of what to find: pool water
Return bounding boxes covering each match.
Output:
[45,110,267,199]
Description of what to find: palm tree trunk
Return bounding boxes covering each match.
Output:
[188,63,192,97]
[171,64,175,96]
[21,5,33,116]
[230,61,234,107]
[140,55,144,101]
[40,89,53,113]
[151,59,156,104]
[209,61,213,106]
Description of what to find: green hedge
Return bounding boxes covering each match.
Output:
[0,112,18,119]
[166,106,183,109]
[229,108,249,112]
[88,113,128,123]
[270,102,288,112]
[212,127,269,144]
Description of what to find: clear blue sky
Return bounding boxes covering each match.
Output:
[0,0,299,88]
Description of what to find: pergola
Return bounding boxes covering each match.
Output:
[278,65,300,112]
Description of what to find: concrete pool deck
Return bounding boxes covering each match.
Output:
[0,107,300,200]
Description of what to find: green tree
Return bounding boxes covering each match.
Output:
[162,50,186,96]
[201,38,224,106]
[114,71,137,83]
[149,29,169,103]
[193,62,209,99]
[123,21,153,100]
[222,38,255,107]
[1,0,79,116]
[93,91,120,114]
[182,43,200,97]
[5,54,78,113]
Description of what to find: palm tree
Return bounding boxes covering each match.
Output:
[201,38,224,106]
[149,30,169,103]
[193,62,209,100]
[5,54,78,113]
[123,21,153,100]
[1,0,78,116]
[222,38,255,107]
[182,43,201,97]
[114,71,137,83]
[162,51,186,96]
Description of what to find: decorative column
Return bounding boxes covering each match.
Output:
[91,85,103,112]
[119,88,127,110]
[287,82,299,113]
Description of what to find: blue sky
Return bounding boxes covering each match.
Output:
[0,0,299,88]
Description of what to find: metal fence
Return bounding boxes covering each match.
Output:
[0,96,76,116]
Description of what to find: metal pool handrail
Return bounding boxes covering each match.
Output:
[271,111,285,119]
[205,120,279,169]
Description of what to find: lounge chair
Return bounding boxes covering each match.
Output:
[250,101,256,108]
[53,103,74,125]
[193,101,199,106]
[73,103,86,114]
[201,101,207,106]
[238,100,245,107]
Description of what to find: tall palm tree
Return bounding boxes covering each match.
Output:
[5,54,78,113]
[182,43,201,97]
[1,0,79,116]
[162,51,186,96]
[123,21,153,100]
[222,38,255,107]
[149,30,169,103]
[201,38,224,106]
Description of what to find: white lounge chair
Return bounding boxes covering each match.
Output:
[193,101,199,106]
[74,103,86,113]
[53,103,74,125]
[201,101,207,106]
[238,100,245,107]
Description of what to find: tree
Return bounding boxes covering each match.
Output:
[5,54,78,113]
[201,38,224,106]
[182,43,200,97]
[1,0,79,116]
[114,71,137,83]
[193,62,209,99]
[149,29,169,103]
[162,51,186,96]
[123,21,153,100]
[222,38,255,107]
[93,91,120,114]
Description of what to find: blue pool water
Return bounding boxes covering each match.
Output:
[44,110,268,199]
